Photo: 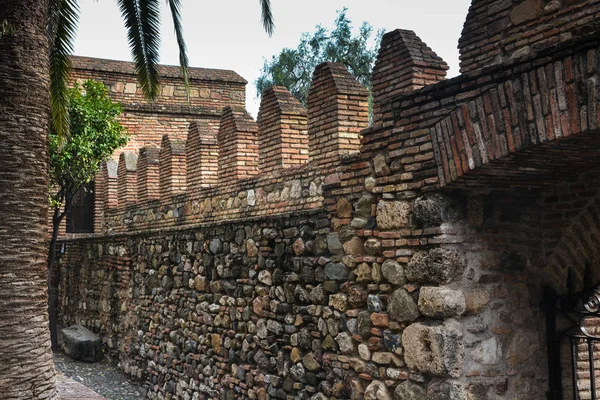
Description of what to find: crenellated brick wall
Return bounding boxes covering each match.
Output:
[57,5,600,400]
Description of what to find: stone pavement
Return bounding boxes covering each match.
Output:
[54,352,146,400]
[56,373,106,400]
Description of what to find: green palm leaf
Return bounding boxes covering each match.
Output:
[116,0,162,101]
[166,0,190,99]
[48,0,80,140]
[259,0,275,36]
[48,0,274,138]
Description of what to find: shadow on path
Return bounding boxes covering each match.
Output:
[54,352,146,400]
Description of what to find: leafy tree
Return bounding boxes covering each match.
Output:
[47,79,128,349]
[256,8,383,105]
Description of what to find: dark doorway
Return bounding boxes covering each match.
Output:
[66,182,95,233]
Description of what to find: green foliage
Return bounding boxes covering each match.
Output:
[256,8,384,105]
[49,80,128,209]
[48,0,80,142]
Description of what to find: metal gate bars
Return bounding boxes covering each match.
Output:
[546,282,600,400]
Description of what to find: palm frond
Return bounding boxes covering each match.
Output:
[165,0,190,99]
[48,0,80,140]
[116,0,161,101]
[259,0,275,36]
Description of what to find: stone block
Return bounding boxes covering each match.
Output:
[381,260,406,285]
[124,82,137,94]
[402,320,463,377]
[506,329,539,366]
[412,194,461,227]
[355,195,375,219]
[418,286,466,318]
[344,237,366,256]
[324,263,349,281]
[376,201,411,230]
[406,248,466,284]
[337,198,352,218]
[364,380,392,400]
[364,238,382,255]
[327,233,343,254]
[426,380,469,400]
[373,154,391,177]
[61,325,103,362]
[472,337,502,365]
[335,331,355,354]
[388,288,419,323]
[394,381,426,400]
[464,290,490,314]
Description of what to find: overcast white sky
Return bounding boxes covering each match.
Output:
[74,0,472,116]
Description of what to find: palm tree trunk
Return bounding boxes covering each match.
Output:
[48,206,64,351]
[0,0,58,399]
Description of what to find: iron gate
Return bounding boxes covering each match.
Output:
[547,284,600,400]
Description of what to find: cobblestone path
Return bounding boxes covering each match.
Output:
[54,352,146,400]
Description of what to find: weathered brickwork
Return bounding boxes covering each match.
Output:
[159,135,187,199]
[137,146,161,203]
[217,107,260,184]
[56,3,600,400]
[257,86,309,173]
[70,56,246,152]
[117,152,138,209]
[459,0,600,74]
[186,121,219,191]
[307,63,369,167]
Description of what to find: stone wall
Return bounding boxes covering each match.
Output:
[57,3,600,399]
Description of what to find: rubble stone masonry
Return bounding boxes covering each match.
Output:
[57,2,600,399]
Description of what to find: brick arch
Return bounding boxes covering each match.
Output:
[542,171,600,293]
[431,40,600,189]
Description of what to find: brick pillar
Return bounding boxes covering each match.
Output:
[186,120,218,192]
[371,29,448,120]
[117,152,138,209]
[217,106,259,182]
[93,169,105,234]
[94,159,118,233]
[159,134,187,198]
[257,86,308,173]
[137,146,160,202]
[307,62,369,167]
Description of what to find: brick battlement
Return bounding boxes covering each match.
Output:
[76,7,600,239]
[94,23,600,235]
[58,3,600,400]
[96,62,370,233]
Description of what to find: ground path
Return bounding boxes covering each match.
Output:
[54,352,146,400]
[57,373,106,400]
